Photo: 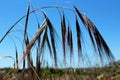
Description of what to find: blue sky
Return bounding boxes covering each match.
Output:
[0,0,120,68]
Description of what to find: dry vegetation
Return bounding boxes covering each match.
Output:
[0,62,120,80]
[0,1,118,80]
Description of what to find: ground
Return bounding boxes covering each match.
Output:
[0,61,120,80]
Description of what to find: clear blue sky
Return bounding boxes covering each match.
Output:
[0,0,120,68]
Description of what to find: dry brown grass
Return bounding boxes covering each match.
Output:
[0,1,116,80]
[0,64,120,80]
